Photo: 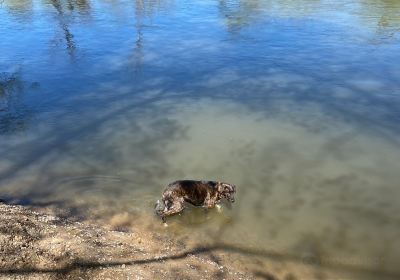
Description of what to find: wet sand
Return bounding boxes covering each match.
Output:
[0,202,249,279]
[0,202,318,280]
[2,202,397,280]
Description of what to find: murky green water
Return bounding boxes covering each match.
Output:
[1,0,400,278]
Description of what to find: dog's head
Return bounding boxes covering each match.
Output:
[217,182,236,203]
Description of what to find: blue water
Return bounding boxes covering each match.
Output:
[1,0,400,278]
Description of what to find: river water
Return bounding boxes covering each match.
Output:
[1,0,400,278]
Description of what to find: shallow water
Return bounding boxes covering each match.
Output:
[1,0,400,278]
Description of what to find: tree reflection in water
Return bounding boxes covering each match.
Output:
[0,71,36,134]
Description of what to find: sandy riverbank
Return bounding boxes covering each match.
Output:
[0,202,385,280]
[0,202,252,279]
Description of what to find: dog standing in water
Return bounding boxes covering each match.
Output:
[155,180,236,223]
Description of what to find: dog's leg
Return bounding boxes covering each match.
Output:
[160,198,185,222]
[215,204,222,213]
[205,197,217,209]
[162,201,185,216]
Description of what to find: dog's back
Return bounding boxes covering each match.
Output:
[165,180,217,206]
[155,180,236,222]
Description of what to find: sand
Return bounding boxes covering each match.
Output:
[1,202,390,280]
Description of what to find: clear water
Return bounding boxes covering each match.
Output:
[1,0,400,278]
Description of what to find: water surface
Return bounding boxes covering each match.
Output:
[1,0,400,278]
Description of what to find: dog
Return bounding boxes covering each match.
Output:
[155,180,236,223]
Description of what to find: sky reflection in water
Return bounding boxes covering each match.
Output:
[1,0,400,278]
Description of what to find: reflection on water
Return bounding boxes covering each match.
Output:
[217,0,263,33]
[0,70,38,134]
[1,0,400,279]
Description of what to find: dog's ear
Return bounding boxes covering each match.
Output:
[222,183,235,192]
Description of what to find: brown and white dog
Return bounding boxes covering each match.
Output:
[155,180,236,223]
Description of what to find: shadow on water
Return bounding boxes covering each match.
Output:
[0,89,165,182]
[0,84,191,210]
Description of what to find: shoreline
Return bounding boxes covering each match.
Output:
[1,203,395,280]
[0,203,251,279]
